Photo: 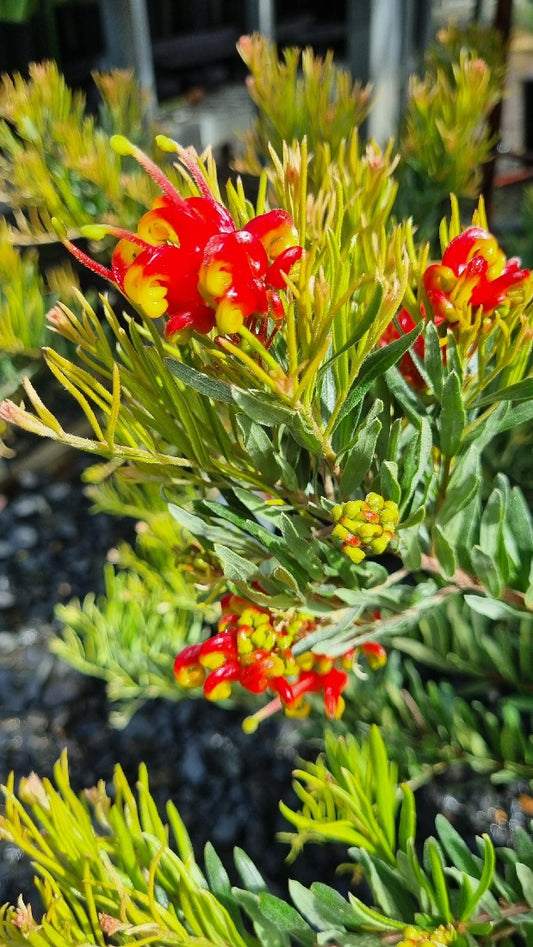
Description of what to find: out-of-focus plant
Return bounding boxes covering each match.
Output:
[1,732,532,946]
[236,30,506,243]
[236,33,372,183]
[0,61,156,244]
[395,25,505,235]
[0,219,80,417]
[52,480,213,725]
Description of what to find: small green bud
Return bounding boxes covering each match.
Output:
[80,224,110,241]
[156,133,180,153]
[332,523,350,540]
[357,523,382,541]
[51,217,68,240]
[345,500,365,518]
[369,535,390,554]
[343,544,365,564]
[110,134,136,156]
[366,492,385,512]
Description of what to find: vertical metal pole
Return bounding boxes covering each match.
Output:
[346,0,372,84]
[367,0,404,142]
[98,0,157,112]
[245,0,275,39]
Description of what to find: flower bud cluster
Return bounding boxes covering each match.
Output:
[174,593,386,722]
[398,924,455,947]
[63,136,302,344]
[380,225,530,389]
[423,226,530,325]
[332,493,399,563]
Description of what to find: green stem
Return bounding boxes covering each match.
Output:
[217,335,290,400]
[237,324,286,377]
[323,349,367,439]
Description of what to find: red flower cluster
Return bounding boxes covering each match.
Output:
[381,226,530,389]
[379,308,427,389]
[423,226,530,323]
[64,136,302,341]
[173,593,386,723]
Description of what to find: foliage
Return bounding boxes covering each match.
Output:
[236,32,505,242]
[236,34,372,183]
[394,23,505,236]
[0,732,532,946]
[1,22,533,945]
[0,62,155,244]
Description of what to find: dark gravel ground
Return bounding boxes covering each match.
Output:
[0,438,532,918]
[0,446,348,911]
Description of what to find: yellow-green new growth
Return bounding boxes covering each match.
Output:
[332,492,399,563]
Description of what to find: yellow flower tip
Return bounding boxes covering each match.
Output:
[216,300,245,334]
[200,652,226,670]
[242,714,259,734]
[156,133,180,153]
[206,681,232,701]
[343,544,366,564]
[110,134,136,157]
[166,327,192,345]
[332,524,350,541]
[80,224,111,241]
[365,492,385,512]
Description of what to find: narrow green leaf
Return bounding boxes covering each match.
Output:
[385,364,425,428]
[456,874,476,921]
[332,324,423,432]
[492,399,533,434]
[258,892,316,946]
[368,726,396,853]
[426,838,452,922]
[346,895,407,931]
[473,377,533,408]
[308,883,368,928]
[423,321,444,397]
[399,418,433,512]
[215,545,259,582]
[232,889,288,947]
[204,842,232,900]
[236,415,281,483]
[319,283,385,377]
[288,881,333,931]
[435,814,481,878]
[464,594,530,621]
[435,444,480,526]
[472,835,496,911]
[165,357,235,403]
[470,545,503,598]
[233,848,268,894]
[286,412,324,454]
[339,416,382,494]
[378,460,402,505]
[398,784,417,851]
[439,371,465,458]
[432,524,456,578]
[233,388,294,426]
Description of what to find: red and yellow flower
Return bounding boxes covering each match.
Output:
[173,592,386,725]
[62,135,302,342]
[380,225,530,388]
[423,226,530,324]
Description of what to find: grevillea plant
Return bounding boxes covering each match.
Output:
[1,26,533,947]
